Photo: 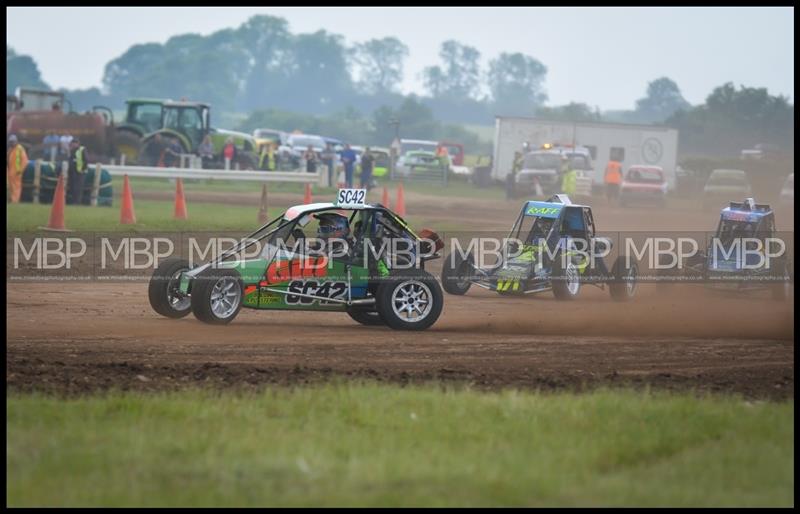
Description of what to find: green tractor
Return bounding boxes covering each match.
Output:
[139,101,257,169]
[114,98,167,164]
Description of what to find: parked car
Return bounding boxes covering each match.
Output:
[369,147,391,178]
[396,150,442,177]
[619,165,668,207]
[702,169,752,212]
[253,128,287,153]
[279,133,327,167]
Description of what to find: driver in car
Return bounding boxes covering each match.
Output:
[315,212,354,259]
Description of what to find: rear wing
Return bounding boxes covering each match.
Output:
[728,198,771,213]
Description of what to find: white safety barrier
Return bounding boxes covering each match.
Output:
[103,164,327,186]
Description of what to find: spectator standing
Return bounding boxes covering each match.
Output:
[258,143,277,171]
[604,160,623,203]
[560,156,577,196]
[163,139,183,168]
[222,138,237,169]
[42,130,60,161]
[340,144,357,188]
[58,133,73,160]
[197,135,215,169]
[7,134,29,203]
[360,147,375,190]
[67,137,88,205]
[303,145,318,173]
[321,143,336,186]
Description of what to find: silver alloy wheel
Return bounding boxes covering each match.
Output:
[167,269,191,311]
[625,265,637,296]
[566,263,580,295]
[210,277,241,319]
[391,280,433,323]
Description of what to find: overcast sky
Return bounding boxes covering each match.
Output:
[6,6,794,110]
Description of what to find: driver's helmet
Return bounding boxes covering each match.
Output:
[316,212,350,240]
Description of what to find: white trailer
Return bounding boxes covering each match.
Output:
[493,116,680,190]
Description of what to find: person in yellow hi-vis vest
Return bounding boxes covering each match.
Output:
[7,134,29,203]
[560,155,577,196]
[67,138,88,205]
[258,142,277,171]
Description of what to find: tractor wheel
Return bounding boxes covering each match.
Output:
[440,252,474,295]
[115,130,143,165]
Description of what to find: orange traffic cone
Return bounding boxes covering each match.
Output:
[303,183,313,204]
[120,174,137,225]
[257,183,269,225]
[381,186,391,209]
[174,177,188,220]
[395,183,406,216]
[42,174,68,231]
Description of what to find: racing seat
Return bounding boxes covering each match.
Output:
[561,209,587,239]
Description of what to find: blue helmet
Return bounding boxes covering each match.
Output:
[316,212,350,239]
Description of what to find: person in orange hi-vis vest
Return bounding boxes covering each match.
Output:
[7,134,29,203]
[604,160,622,203]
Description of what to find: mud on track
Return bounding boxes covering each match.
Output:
[6,281,794,400]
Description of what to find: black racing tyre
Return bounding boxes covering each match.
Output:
[440,252,474,295]
[148,257,193,318]
[346,307,386,326]
[609,255,638,302]
[551,251,581,300]
[190,266,244,325]
[375,269,443,331]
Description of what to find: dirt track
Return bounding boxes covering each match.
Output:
[6,282,793,399]
[6,190,795,399]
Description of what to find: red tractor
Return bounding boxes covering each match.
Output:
[6,87,118,163]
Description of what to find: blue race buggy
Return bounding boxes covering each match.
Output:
[660,198,792,300]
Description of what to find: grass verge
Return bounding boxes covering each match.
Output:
[6,384,794,507]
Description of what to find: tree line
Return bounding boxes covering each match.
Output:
[6,14,794,156]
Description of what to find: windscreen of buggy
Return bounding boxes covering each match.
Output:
[717,219,759,244]
[518,216,556,245]
[626,168,664,183]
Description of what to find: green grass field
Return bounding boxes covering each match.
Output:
[7,175,503,233]
[6,200,286,232]
[6,384,793,507]
[123,175,505,201]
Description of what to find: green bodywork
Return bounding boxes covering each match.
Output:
[179,255,372,312]
[494,243,590,292]
[176,204,429,312]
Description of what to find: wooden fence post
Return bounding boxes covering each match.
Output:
[33,159,42,204]
[91,163,102,206]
